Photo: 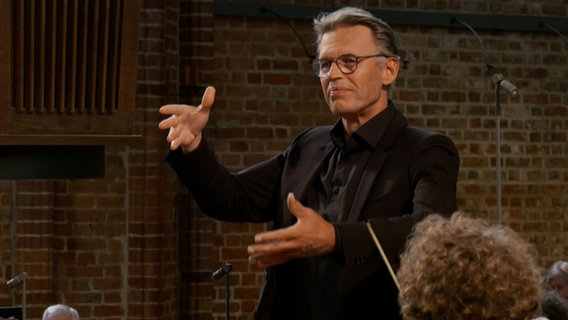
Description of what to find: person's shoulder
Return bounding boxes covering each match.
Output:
[399,125,455,149]
[291,125,333,143]
[404,125,445,139]
[395,125,459,159]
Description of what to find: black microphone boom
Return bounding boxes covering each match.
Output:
[212,263,232,280]
[260,6,316,62]
[6,272,28,289]
[450,17,494,75]
[539,22,568,43]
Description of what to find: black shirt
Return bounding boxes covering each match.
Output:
[276,104,397,320]
[308,104,394,223]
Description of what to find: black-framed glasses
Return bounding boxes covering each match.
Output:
[312,53,394,78]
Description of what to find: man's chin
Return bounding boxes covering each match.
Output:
[330,103,354,117]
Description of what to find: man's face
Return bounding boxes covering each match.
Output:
[550,276,568,301]
[317,25,398,123]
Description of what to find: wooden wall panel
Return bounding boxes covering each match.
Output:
[0,0,141,144]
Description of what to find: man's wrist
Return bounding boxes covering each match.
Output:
[181,132,203,153]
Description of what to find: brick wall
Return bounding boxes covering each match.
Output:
[0,0,566,319]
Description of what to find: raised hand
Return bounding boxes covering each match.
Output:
[158,86,216,152]
[248,193,336,268]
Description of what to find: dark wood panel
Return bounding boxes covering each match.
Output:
[0,0,141,144]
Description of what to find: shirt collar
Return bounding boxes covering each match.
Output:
[330,100,397,149]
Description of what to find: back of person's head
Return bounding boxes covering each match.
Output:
[547,260,568,301]
[397,212,543,320]
[312,6,398,57]
[540,290,568,320]
[42,304,79,320]
[547,261,568,283]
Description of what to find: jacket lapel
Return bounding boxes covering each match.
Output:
[280,135,335,227]
[345,110,408,222]
[293,140,335,201]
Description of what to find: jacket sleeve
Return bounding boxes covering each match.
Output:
[166,136,285,222]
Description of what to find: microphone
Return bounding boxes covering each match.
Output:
[6,272,28,289]
[499,80,519,98]
[212,263,232,280]
[492,73,519,98]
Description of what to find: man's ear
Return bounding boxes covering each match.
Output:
[382,57,400,85]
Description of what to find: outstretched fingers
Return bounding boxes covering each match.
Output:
[157,86,217,152]
[158,105,185,130]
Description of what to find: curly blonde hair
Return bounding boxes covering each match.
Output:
[397,212,543,320]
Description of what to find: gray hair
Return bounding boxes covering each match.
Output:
[547,260,568,284]
[313,7,399,57]
[42,304,80,320]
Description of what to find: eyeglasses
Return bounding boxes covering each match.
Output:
[312,53,394,78]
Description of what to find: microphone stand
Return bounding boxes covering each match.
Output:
[212,263,232,319]
[260,6,315,63]
[6,272,28,320]
[452,16,519,225]
[223,265,231,320]
[491,73,518,225]
[539,22,568,43]
[493,75,503,225]
[22,280,26,320]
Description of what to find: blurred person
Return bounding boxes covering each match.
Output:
[540,290,568,320]
[398,212,544,320]
[159,6,459,320]
[42,304,79,320]
[547,261,568,302]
